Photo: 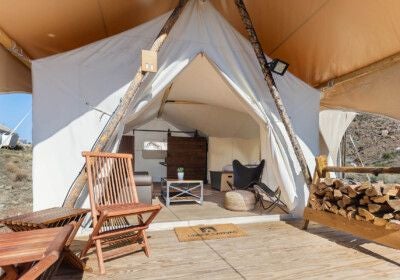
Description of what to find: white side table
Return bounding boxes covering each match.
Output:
[161,178,204,206]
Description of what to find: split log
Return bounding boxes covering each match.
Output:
[235,0,312,187]
[322,178,335,186]
[323,189,334,201]
[329,204,339,215]
[383,213,394,220]
[333,189,343,200]
[368,203,391,214]
[373,217,388,226]
[370,195,390,204]
[359,196,371,205]
[338,208,347,217]
[356,181,372,192]
[342,195,353,206]
[347,210,356,220]
[358,208,375,221]
[309,194,323,211]
[334,179,345,192]
[346,205,356,211]
[385,220,400,230]
[365,185,382,197]
[382,184,400,196]
[322,200,332,211]
[347,185,359,198]
[62,0,189,207]
[388,199,400,211]
[355,214,365,221]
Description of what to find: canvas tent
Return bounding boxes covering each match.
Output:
[32,0,319,215]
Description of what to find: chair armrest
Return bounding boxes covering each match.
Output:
[98,204,161,218]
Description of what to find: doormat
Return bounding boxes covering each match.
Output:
[174,223,247,242]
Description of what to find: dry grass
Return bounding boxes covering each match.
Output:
[0,146,33,218]
[5,162,18,173]
[14,170,29,182]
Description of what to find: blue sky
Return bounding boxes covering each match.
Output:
[0,93,32,142]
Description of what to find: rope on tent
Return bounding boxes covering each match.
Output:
[0,108,31,148]
[84,101,112,117]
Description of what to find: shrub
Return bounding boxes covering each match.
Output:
[14,170,28,182]
[5,162,18,173]
[382,152,396,160]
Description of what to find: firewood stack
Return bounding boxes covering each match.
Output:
[310,178,400,230]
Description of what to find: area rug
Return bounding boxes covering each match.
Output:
[174,223,247,242]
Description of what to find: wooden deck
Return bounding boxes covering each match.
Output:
[56,221,400,279]
[152,184,287,224]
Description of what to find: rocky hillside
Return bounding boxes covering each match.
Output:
[345,113,400,182]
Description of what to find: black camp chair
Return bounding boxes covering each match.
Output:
[227,159,288,213]
[227,160,265,190]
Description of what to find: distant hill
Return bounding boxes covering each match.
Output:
[345,113,400,182]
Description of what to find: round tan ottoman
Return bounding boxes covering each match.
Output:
[224,190,256,211]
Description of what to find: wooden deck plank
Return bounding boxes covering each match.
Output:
[56,221,400,279]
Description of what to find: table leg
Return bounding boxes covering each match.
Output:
[166,182,170,207]
[200,182,203,205]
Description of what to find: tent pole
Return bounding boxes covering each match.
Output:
[0,28,31,68]
[234,0,313,187]
[63,0,189,208]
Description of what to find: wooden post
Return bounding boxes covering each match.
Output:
[63,0,189,207]
[234,0,312,187]
[0,28,31,68]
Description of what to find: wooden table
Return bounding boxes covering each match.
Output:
[0,207,89,270]
[161,179,203,206]
[0,225,74,279]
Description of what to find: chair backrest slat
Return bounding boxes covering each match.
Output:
[82,152,138,210]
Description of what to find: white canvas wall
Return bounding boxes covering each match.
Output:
[208,137,260,174]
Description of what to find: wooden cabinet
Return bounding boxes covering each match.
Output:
[166,136,207,182]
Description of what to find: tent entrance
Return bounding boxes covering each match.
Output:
[121,54,289,223]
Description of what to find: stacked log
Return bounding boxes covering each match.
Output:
[309,178,400,230]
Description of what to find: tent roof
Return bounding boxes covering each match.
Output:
[2,0,400,87]
[2,0,400,118]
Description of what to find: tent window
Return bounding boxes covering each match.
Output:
[143,141,167,151]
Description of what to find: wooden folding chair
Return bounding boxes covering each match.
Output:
[80,152,161,274]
